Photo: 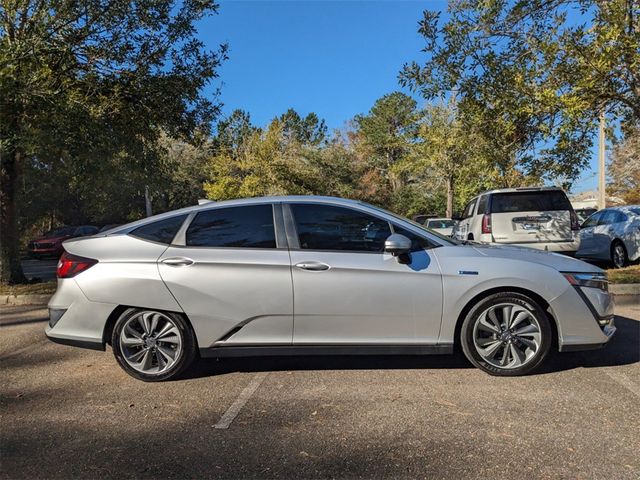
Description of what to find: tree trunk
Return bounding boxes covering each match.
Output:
[0,148,27,284]
[445,175,454,218]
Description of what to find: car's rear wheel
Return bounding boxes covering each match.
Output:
[460,292,552,376]
[611,241,628,269]
[112,308,196,382]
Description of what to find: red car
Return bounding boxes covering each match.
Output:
[28,225,99,259]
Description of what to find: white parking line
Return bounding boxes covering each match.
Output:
[214,372,268,429]
[604,370,640,397]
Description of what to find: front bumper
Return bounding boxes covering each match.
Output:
[549,284,616,352]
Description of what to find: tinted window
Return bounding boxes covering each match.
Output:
[597,210,616,226]
[476,195,489,215]
[462,199,476,219]
[490,191,571,213]
[392,225,436,251]
[613,211,628,223]
[186,205,275,248]
[292,204,391,252]
[582,212,601,228]
[629,208,640,216]
[131,215,188,244]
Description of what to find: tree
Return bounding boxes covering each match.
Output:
[400,0,640,187]
[278,109,327,146]
[0,0,227,283]
[609,127,640,204]
[354,92,421,197]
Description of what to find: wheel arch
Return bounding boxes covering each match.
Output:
[452,286,559,351]
[102,305,199,351]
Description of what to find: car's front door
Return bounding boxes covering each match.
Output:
[158,204,293,349]
[286,203,443,344]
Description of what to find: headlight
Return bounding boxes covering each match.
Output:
[562,272,608,292]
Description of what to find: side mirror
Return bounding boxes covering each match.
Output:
[385,234,412,263]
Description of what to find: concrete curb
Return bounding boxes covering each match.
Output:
[610,283,640,296]
[1,294,52,306]
[1,285,638,307]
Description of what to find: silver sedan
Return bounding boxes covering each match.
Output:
[577,205,640,268]
[46,196,615,381]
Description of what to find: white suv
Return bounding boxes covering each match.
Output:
[453,187,581,254]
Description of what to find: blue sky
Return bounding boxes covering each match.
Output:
[199,0,600,193]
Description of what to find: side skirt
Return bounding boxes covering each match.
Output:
[199,344,453,358]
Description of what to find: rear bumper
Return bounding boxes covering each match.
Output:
[493,240,579,253]
[45,279,116,351]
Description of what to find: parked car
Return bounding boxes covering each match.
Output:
[413,214,436,224]
[28,225,99,258]
[424,218,458,236]
[576,206,640,268]
[45,196,614,381]
[453,187,581,254]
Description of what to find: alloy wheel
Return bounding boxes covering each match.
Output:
[119,311,183,374]
[613,243,626,268]
[472,303,542,369]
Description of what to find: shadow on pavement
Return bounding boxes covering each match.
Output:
[183,315,639,380]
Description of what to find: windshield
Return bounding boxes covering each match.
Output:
[44,226,76,238]
[360,202,460,245]
[427,219,457,229]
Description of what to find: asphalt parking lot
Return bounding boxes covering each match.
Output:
[1,304,639,479]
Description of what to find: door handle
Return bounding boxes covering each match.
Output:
[295,261,330,271]
[161,257,194,267]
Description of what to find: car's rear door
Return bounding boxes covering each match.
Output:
[286,202,443,344]
[578,211,603,256]
[489,191,574,245]
[158,203,293,349]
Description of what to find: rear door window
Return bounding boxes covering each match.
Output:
[490,191,571,213]
[186,205,276,248]
[131,215,188,244]
[581,212,602,228]
[291,204,391,252]
[462,199,477,218]
[476,195,489,215]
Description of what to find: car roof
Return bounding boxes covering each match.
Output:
[478,186,565,196]
[107,196,383,233]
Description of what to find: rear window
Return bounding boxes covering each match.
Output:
[186,205,276,248]
[426,219,456,229]
[130,215,188,244]
[490,191,572,213]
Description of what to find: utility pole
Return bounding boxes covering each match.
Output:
[144,185,153,217]
[598,109,606,210]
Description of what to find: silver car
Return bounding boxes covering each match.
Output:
[46,196,615,381]
[576,205,640,268]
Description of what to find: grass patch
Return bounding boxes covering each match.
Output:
[0,281,57,296]
[607,265,640,284]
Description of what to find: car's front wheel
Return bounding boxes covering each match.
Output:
[112,308,197,382]
[460,292,552,376]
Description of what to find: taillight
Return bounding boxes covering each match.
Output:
[481,214,492,234]
[570,211,580,231]
[57,252,97,278]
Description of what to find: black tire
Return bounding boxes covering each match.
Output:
[460,292,552,376]
[611,240,628,269]
[111,308,197,382]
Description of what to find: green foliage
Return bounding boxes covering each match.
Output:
[400,0,640,187]
[0,0,227,282]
